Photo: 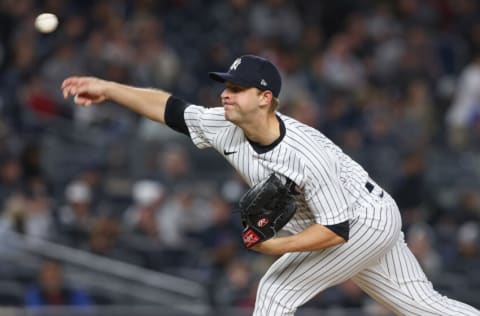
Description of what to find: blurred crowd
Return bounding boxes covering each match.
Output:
[0,0,480,311]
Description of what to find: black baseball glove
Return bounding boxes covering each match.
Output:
[239,174,297,248]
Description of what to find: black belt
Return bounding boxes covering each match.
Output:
[365,181,384,198]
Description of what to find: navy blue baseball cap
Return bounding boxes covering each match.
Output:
[209,55,282,97]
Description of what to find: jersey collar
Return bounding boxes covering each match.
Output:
[247,115,286,154]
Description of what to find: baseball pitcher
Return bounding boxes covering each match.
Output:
[62,55,480,315]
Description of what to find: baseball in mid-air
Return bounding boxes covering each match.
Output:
[34,13,59,33]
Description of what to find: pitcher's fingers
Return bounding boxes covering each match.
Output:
[76,94,95,106]
[63,86,78,98]
[61,77,82,89]
[62,86,75,99]
[74,94,89,105]
[61,78,75,90]
[69,83,93,98]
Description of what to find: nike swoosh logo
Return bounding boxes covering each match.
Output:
[223,150,237,156]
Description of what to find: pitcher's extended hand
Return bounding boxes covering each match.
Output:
[61,76,110,106]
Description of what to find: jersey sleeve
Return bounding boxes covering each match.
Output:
[304,160,351,226]
[164,96,190,135]
[184,105,231,149]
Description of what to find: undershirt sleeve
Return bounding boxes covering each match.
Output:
[164,95,190,136]
[325,220,350,241]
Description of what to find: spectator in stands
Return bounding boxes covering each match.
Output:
[0,151,52,239]
[249,0,302,44]
[76,163,104,209]
[455,222,480,271]
[392,151,427,228]
[336,280,366,308]
[25,260,92,307]
[123,179,188,270]
[152,185,215,252]
[407,224,442,277]
[20,76,61,129]
[156,145,193,187]
[2,192,28,234]
[446,50,480,148]
[86,216,119,256]
[84,215,142,265]
[123,180,167,243]
[320,33,366,92]
[395,78,436,149]
[213,260,256,307]
[20,142,45,182]
[220,171,249,204]
[0,154,23,208]
[455,190,480,223]
[22,176,54,239]
[57,181,95,246]
[197,195,241,275]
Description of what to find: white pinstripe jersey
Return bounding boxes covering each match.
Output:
[184,105,371,234]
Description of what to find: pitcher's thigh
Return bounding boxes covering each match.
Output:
[253,226,399,315]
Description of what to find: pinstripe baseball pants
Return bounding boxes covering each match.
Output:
[253,188,480,316]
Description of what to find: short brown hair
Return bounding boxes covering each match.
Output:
[257,89,280,112]
[270,97,280,112]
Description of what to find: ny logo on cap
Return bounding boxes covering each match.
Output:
[230,58,242,71]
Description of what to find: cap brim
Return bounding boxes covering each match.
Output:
[208,72,252,87]
[209,72,229,83]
